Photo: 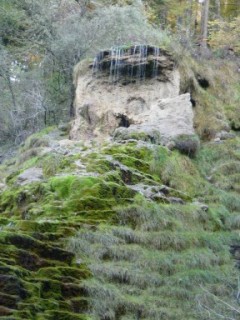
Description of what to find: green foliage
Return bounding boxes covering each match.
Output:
[0,1,28,46]
[209,17,240,55]
[0,0,172,144]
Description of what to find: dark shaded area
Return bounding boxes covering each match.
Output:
[116,114,131,128]
[174,135,200,158]
[190,97,196,107]
[197,76,209,89]
[230,244,240,268]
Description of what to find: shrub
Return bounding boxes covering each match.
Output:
[174,134,200,158]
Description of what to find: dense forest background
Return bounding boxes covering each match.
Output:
[0,0,240,144]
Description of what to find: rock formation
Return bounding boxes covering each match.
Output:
[70,45,195,144]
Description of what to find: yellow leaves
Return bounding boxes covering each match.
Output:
[209,17,240,53]
[144,4,158,24]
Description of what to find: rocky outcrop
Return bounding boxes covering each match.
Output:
[17,167,43,185]
[70,45,195,144]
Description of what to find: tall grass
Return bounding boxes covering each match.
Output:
[67,199,237,319]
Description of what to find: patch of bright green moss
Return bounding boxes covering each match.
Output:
[112,154,149,173]
[102,142,152,163]
[37,266,91,280]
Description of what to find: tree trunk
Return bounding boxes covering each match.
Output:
[215,0,221,18]
[6,76,17,111]
[200,0,210,49]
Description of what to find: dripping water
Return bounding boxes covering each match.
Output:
[109,47,124,82]
[92,51,104,76]
[152,47,160,78]
[130,45,137,80]
[93,45,161,83]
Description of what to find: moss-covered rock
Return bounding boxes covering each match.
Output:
[1,127,240,319]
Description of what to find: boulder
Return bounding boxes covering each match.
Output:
[70,45,195,144]
[17,167,43,185]
[216,130,236,140]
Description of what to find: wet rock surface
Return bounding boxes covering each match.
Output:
[91,45,175,82]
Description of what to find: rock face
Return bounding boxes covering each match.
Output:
[17,167,43,185]
[71,45,195,144]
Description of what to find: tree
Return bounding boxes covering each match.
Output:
[209,16,240,55]
[200,0,210,49]
[0,0,170,143]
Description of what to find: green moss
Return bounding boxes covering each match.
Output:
[161,152,207,198]
[49,176,100,199]
[90,181,135,200]
[0,187,20,215]
[41,154,76,178]
[114,130,161,144]
[39,279,62,299]
[37,175,135,219]
[5,170,21,185]
[149,146,171,179]
[38,310,90,320]
[21,127,55,151]
[0,182,50,217]
[102,142,152,163]
[112,154,149,173]
[15,220,59,233]
[21,156,40,170]
[85,158,113,174]
[67,196,116,212]
[1,116,240,319]
[36,266,91,280]
[102,170,123,184]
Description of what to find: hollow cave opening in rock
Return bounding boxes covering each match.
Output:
[116,114,131,128]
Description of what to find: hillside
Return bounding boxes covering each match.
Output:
[0,44,240,319]
[1,0,240,319]
[0,126,240,319]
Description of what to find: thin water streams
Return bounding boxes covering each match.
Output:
[92,45,161,82]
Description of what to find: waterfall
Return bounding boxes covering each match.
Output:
[152,47,160,78]
[109,47,124,82]
[92,51,104,75]
[137,45,148,80]
[130,45,137,80]
[92,45,161,82]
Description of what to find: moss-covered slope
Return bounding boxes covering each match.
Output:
[0,129,240,319]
